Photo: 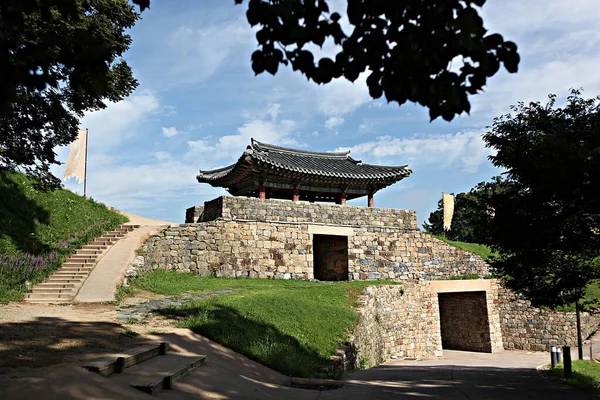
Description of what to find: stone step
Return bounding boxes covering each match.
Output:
[130,354,207,394]
[98,236,119,241]
[82,245,107,250]
[52,271,89,281]
[69,254,97,259]
[89,240,114,246]
[58,268,93,274]
[31,287,76,294]
[25,298,70,304]
[102,233,122,238]
[50,274,89,280]
[84,342,169,376]
[64,257,95,263]
[75,251,102,257]
[25,292,72,301]
[62,262,92,268]
[35,283,78,289]
[46,278,85,284]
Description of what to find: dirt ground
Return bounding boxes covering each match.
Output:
[0,290,174,375]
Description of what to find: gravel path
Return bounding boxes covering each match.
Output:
[116,290,232,323]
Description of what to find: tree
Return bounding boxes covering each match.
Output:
[423,177,505,242]
[132,0,520,122]
[482,90,600,358]
[0,0,139,185]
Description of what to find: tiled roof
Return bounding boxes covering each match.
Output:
[197,139,412,185]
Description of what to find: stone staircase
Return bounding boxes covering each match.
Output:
[25,224,141,303]
[84,342,207,395]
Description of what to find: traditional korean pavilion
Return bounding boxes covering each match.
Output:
[197,139,412,207]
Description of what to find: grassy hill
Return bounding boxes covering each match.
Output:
[428,233,496,261]
[0,168,127,302]
[129,270,398,377]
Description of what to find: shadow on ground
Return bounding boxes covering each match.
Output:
[155,304,331,378]
[0,315,147,371]
[316,363,595,400]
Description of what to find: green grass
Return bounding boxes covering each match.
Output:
[0,169,128,302]
[547,360,600,395]
[114,284,136,304]
[132,269,399,377]
[428,234,496,261]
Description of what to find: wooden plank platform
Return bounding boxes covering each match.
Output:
[83,342,168,376]
[130,355,207,394]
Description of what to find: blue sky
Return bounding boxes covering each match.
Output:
[54,0,600,226]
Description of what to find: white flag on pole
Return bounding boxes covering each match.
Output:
[63,129,87,184]
[443,193,454,231]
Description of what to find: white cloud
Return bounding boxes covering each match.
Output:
[162,126,179,137]
[162,20,254,86]
[337,130,492,173]
[80,91,160,150]
[153,151,171,161]
[186,140,214,154]
[324,117,344,130]
[162,105,177,116]
[316,72,371,117]
[212,103,298,160]
[461,0,600,124]
[185,123,203,131]
[359,122,373,133]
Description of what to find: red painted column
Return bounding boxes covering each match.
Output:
[368,191,374,208]
[340,192,347,205]
[293,184,300,201]
[259,182,266,200]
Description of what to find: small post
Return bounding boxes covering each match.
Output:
[115,356,126,374]
[258,182,266,200]
[83,128,89,198]
[551,346,557,369]
[590,340,594,361]
[557,347,562,363]
[159,342,169,355]
[563,346,573,379]
[292,184,300,201]
[576,299,584,360]
[368,191,374,208]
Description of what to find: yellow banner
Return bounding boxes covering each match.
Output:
[443,193,454,231]
[63,129,87,184]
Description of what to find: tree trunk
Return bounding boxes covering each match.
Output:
[576,299,583,360]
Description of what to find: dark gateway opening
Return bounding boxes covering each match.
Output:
[438,291,492,352]
[313,234,349,281]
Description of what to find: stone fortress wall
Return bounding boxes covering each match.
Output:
[135,196,600,365]
[145,196,490,281]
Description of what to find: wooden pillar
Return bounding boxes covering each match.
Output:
[368,191,374,208]
[258,182,266,200]
[293,184,300,201]
[338,191,347,205]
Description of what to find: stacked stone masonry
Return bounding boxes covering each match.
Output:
[137,196,600,367]
[497,286,600,351]
[349,280,600,368]
[141,223,490,281]
[438,292,492,352]
[194,196,419,229]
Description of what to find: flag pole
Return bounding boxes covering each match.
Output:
[83,128,89,198]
